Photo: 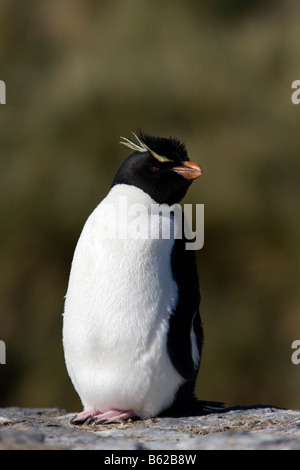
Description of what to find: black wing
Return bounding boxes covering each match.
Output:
[167,232,203,382]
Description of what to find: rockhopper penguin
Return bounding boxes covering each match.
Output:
[63,132,205,424]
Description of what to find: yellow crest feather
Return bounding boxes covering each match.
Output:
[120,132,174,163]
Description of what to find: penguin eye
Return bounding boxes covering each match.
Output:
[151,166,160,172]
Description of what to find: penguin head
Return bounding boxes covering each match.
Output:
[112,132,202,205]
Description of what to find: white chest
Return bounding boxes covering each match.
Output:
[63,185,184,417]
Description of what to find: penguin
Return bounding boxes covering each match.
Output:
[63,132,205,425]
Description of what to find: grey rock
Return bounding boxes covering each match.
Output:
[0,405,299,450]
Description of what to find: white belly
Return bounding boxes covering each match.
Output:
[63,185,185,418]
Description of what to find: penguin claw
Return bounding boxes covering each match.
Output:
[93,418,108,425]
[70,409,101,426]
[85,416,97,425]
[70,415,87,425]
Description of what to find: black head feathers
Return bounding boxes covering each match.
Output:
[120,131,189,164]
[113,131,201,205]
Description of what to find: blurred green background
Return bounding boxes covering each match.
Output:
[0,0,300,412]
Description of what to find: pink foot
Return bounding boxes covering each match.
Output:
[93,409,136,424]
[70,408,136,425]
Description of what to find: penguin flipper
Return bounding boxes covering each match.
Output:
[166,234,225,416]
[167,235,203,382]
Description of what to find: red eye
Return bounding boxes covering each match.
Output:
[152,166,159,172]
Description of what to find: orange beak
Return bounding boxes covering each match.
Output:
[172,161,202,180]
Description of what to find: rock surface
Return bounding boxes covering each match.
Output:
[0,405,300,450]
